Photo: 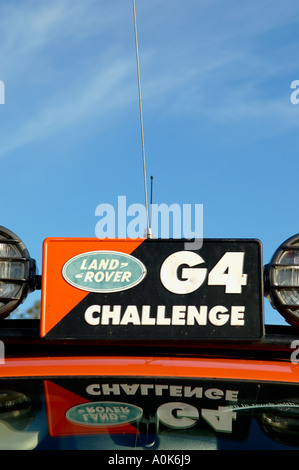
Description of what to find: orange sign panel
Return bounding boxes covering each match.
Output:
[41,238,144,338]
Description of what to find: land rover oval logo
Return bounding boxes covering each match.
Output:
[66,401,143,427]
[62,251,146,293]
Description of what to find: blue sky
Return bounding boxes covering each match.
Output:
[1,0,299,325]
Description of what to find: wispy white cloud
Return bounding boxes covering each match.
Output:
[135,0,299,134]
[0,57,136,156]
[0,0,136,155]
[0,0,299,157]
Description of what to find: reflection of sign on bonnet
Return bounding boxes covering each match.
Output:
[62,251,146,293]
[44,377,261,439]
[66,402,143,427]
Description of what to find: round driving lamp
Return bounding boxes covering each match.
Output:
[0,226,37,319]
[264,234,299,328]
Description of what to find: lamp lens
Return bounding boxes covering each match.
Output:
[0,226,38,318]
[279,250,299,265]
[275,267,299,287]
[0,243,20,258]
[0,261,25,279]
[266,235,299,327]
[280,290,299,307]
[0,281,22,299]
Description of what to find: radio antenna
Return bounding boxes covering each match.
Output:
[132,0,152,239]
[150,175,153,229]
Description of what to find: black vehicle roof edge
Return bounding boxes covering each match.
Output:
[0,320,298,353]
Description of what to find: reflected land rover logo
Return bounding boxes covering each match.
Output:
[62,251,147,293]
[66,401,143,427]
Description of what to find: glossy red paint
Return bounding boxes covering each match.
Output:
[0,355,298,383]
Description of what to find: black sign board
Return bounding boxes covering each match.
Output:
[41,238,264,341]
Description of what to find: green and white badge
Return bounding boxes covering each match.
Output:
[62,251,147,293]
